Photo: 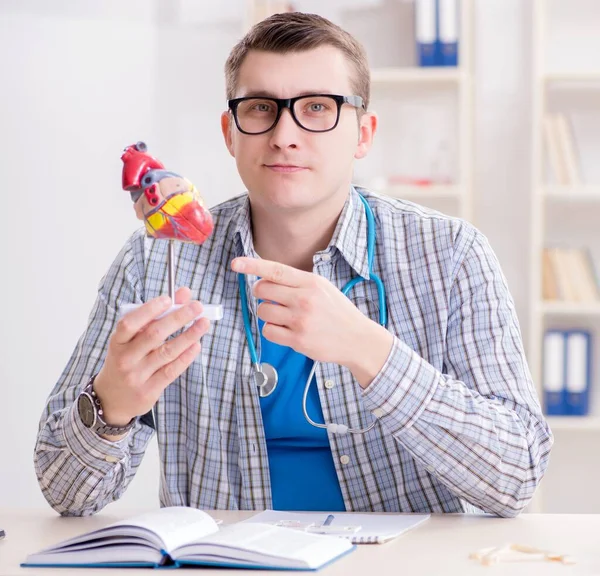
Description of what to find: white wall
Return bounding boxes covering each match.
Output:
[0,1,161,510]
[0,0,588,513]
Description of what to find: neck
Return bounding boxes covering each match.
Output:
[250,193,348,272]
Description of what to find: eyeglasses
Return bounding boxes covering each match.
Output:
[227,94,365,135]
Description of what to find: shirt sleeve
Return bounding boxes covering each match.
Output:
[34,230,155,516]
[361,227,553,518]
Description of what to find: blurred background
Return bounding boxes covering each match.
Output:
[1,0,599,514]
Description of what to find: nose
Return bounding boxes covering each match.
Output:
[268,107,300,150]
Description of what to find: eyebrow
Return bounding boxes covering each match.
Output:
[237,90,336,99]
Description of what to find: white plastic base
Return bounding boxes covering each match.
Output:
[119,302,224,321]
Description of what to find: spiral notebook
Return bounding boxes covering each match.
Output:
[242,510,430,545]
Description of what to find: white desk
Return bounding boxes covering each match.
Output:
[2,509,599,575]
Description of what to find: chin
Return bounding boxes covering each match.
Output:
[248,175,316,210]
[262,189,313,211]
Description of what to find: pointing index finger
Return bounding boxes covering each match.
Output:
[231,257,304,287]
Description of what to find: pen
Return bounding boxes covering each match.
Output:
[322,514,334,527]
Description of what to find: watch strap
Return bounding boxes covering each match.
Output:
[82,376,137,436]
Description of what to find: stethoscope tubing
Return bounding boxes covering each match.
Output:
[238,192,387,435]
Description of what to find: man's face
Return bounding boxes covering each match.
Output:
[221,45,376,213]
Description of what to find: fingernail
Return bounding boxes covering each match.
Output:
[232,259,244,272]
[159,295,171,305]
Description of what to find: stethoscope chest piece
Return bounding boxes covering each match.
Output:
[254,362,278,397]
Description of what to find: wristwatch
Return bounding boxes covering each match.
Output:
[77,375,136,436]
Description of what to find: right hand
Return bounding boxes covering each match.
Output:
[93,287,210,428]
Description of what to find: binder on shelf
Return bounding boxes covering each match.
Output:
[415,0,437,66]
[543,330,567,415]
[543,329,593,417]
[438,0,459,66]
[565,330,592,416]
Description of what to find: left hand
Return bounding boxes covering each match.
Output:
[231,257,387,372]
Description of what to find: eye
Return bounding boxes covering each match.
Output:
[252,102,273,113]
[309,103,324,112]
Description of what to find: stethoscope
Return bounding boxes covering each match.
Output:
[237,193,387,435]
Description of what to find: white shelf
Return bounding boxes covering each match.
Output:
[379,185,461,200]
[543,186,600,201]
[539,301,600,315]
[371,67,465,85]
[547,416,600,431]
[543,72,600,84]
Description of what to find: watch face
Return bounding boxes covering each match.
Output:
[78,393,96,428]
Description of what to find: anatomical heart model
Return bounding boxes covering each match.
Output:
[120,141,222,320]
[121,141,214,244]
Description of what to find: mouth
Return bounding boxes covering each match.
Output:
[264,164,307,173]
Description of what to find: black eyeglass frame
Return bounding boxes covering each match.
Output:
[227,94,366,135]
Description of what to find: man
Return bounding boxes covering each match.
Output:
[35,12,552,518]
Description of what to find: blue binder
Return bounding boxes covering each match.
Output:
[564,330,592,416]
[542,330,567,415]
[543,329,593,417]
[437,0,459,66]
[416,0,460,67]
[416,0,437,66]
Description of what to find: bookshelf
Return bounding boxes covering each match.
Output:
[544,185,600,201]
[245,0,475,223]
[529,0,600,513]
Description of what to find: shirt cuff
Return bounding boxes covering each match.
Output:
[63,402,130,473]
[361,335,439,431]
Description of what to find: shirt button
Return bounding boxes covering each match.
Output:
[426,465,435,474]
[324,380,335,389]
[321,254,331,262]
[105,455,119,463]
[372,408,384,418]
[340,455,350,465]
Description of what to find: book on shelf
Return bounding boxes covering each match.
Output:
[543,113,582,187]
[22,506,355,571]
[543,329,592,416]
[542,247,599,303]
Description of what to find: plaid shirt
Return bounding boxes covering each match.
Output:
[35,186,552,517]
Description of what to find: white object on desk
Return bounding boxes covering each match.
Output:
[244,510,430,544]
[470,543,576,566]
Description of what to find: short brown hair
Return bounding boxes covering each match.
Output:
[225,12,371,110]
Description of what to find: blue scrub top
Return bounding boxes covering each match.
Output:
[258,318,346,511]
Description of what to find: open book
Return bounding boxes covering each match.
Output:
[22,507,355,571]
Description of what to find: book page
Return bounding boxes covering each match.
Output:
[119,507,219,553]
[175,523,353,569]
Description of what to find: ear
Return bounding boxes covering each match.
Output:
[221,111,235,158]
[354,111,377,160]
